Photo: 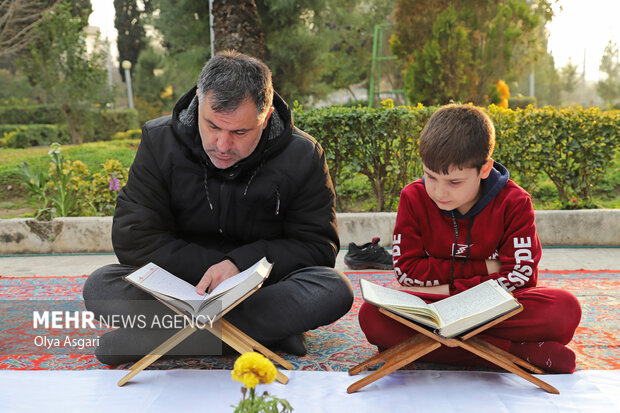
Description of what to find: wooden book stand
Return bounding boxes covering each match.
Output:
[118,284,294,387]
[348,306,559,394]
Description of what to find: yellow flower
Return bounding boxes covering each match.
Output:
[231,352,277,390]
[380,98,394,109]
[497,80,510,100]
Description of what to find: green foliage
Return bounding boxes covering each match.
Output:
[296,103,619,211]
[232,388,293,413]
[149,0,390,104]
[489,105,620,205]
[111,129,142,140]
[148,0,211,95]
[4,106,619,216]
[560,59,580,94]
[94,109,140,141]
[0,69,35,102]
[0,106,138,145]
[597,40,620,107]
[312,0,396,94]
[114,0,151,81]
[18,143,130,218]
[295,100,433,211]
[394,0,553,105]
[509,95,537,110]
[132,46,173,123]
[19,143,76,218]
[0,104,65,124]
[514,49,562,107]
[0,124,70,148]
[17,2,111,144]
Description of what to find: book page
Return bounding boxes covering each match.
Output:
[125,263,205,302]
[125,259,269,305]
[360,279,430,311]
[206,259,265,299]
[430,280,512,326]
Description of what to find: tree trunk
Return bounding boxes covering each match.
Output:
[62,104,82,145]
[212,0,265,59]
[549,175,567,202]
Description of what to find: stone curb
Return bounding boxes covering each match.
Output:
[0,210,618,254]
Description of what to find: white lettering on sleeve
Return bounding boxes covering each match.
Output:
[513,237,532,249]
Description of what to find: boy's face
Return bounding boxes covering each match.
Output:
[423,160,493,215]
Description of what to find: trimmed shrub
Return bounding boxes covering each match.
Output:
[0,105,65,125]
[0,124,70,148]
[111,129,142,140]
[295,103,620,211]
[0,105,139,143]
[295,100,435,211]
[93,109,140,141]
[509,95,537,109]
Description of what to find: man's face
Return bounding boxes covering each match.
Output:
[423,161,492,215]
[197,91,273,169]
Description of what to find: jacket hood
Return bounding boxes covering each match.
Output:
[172,86,293,180]
[441,161,510,219]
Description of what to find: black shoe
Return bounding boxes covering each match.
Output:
[344,237,393,270]
[273,333,307,356]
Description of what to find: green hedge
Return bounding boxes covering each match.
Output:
[489,105,619,206]
[95,109,139,141]
[0,124,70,148]
[0,104,139,143]
[295,102,435,211]
[294,104,620,211]
[0,105,65,124]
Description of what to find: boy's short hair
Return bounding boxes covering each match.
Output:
[419,104,495,174]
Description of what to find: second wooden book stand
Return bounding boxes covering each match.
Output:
[347,306,559,394]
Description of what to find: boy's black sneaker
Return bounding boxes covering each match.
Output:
[344,237,393,270]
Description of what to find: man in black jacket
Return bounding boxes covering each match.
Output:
[83,51,353,364]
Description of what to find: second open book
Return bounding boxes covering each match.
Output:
[360,278,520,338]
[124,258,273,320]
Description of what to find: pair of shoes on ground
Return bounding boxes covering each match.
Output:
[344,237,393,270]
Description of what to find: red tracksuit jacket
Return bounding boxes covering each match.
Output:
[392,162,541,294]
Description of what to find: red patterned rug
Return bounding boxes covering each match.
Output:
[0,270,617,371]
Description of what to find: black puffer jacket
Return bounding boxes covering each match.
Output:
[112,87,339,285]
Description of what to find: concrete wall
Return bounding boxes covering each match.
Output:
[0,210,618,254]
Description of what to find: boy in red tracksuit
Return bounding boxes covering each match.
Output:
[358,104,582,373]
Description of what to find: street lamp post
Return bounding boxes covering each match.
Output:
[121,60,135,109]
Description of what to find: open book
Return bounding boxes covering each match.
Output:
[124,257,273,321]
[360,279,520,338]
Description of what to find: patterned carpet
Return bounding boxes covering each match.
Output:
[0,270,617,371]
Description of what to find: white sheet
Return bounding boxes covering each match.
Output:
[0,369,618,412]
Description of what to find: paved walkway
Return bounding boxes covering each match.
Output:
[0,247,618,277]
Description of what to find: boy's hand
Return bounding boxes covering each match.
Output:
[196,259,239,295]
[485,259,501,274]
[399,284,450,295]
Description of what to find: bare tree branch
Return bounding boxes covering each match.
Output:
[0,0,60,57]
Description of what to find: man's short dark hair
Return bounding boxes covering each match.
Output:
[197,50,274,118]
[419,104,495,174]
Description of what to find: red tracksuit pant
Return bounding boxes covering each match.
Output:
[358,286,582,373]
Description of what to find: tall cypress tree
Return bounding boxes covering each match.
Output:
[114,0,150,81]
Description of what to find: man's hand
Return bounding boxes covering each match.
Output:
[196,259,240,295]
[399,284,450,295]
[486,259,501,275]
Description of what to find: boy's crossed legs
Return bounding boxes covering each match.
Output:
[359,286,581,373]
